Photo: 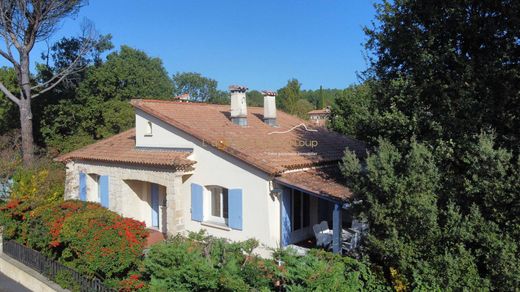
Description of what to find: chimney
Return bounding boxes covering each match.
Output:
[262,90,277,126]
[229,85,248,126]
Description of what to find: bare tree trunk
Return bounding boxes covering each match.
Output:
[18,54,35,166]
[18,98,34,166]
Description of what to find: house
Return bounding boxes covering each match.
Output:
[173,93,190,102]
[308,107,331,127]
[57,86,365,256]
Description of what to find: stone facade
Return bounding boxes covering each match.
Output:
[64,160,189,235]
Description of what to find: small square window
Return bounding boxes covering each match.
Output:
[145,121,153,136]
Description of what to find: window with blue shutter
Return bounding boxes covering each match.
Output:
[99,175,109,208]
[191,183,203,222]
[151,183,159,228]
[79,172,87,201]
[228,188,243,230]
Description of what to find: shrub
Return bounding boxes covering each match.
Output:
[144,231,388,291]
[54,270,81,292]
[60,207,148,279]
[0,198,148,289]
[10,159,64,203]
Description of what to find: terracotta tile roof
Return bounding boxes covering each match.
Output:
[56,129,195,169]
[275,166,353,201]
[131,99,365,175]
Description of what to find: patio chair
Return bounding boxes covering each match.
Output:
[313,223,333,248]
[351,219,369,234]
[342,230,360,252]
[319,221,333,235]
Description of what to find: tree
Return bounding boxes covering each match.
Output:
[340,138,520,289]
[364,0,520,150]
[277,79,301,113]
[172,72,220,102]
[329,83,372,140]
[0,0,93,165]
[40,46,174,152]
[0,67,19,134]
[339,1,520,288]
[246,90,263,107]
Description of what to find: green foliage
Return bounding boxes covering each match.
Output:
[0,198,148,288]
[301,86,342,109]
[54,270,80,292]
[10,159,65,203]
[332,1,520,290]
[0,131,21,200]
[0,67,19,134]
[341,136,520,290]
[144,231,387,291]
[172,72,224,103]
[364,0,520,149]
[277,79,317,119]
[246,90,264,107]
[329,83,373,140]
[40,45,174,153]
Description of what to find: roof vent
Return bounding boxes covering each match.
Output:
[262,90,277,127]
[229,85,248,126]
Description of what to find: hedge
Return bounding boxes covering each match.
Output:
[0,197,148,289]
[143,231,389,291]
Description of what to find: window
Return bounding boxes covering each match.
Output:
[207,186,228,224]
[291,189,310,231]
[145,121,153,136]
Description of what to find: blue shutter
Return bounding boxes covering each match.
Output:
[191,183,203,222]
[79,172,87,201]
[151,183,159,228]
[228,188,243,230]
[99,175,109,208]
[281,187,292,246]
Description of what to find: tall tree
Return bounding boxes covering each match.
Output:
[0,0,92,165]
[277,79,302,114]
[172,72,220,102]
[40,46,174,153]
[363,0,520,149]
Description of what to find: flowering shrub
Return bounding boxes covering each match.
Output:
[0,198,148,290]
[10,161,64,203]
[60,208,148,279]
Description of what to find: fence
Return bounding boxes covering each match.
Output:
[2,239,115,292]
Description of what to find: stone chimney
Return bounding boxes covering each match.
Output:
[262,90,277,126]
[229,85,248,126]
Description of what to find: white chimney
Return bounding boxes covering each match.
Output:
[262,90,277,126]
[229,85,248,126]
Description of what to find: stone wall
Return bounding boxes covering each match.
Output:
[64,160,188,235]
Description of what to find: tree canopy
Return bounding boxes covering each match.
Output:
[334,0,520,289]
[39,45,174,152]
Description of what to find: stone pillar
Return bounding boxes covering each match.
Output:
[166,175,185,236]
[63,162,79,200]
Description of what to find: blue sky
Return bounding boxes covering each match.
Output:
[4,0,378,91]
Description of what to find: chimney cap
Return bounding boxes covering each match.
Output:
[229,85,248,92]
[261,90,277,96]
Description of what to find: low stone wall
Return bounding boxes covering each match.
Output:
[0,227,66,292]
[0,253,67,292]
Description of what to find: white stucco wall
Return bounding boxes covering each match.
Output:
[135,109,282,254]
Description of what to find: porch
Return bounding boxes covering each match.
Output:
[275,167,366,254]
[121,180,168,234]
